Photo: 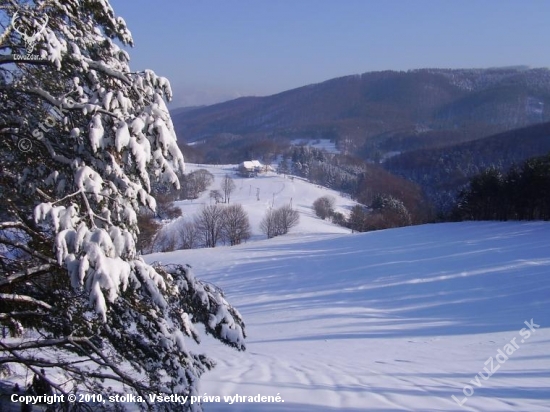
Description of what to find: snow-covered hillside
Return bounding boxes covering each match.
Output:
[147,220,550,412]
[164,163,357,241]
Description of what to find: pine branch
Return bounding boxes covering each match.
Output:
[0,342,69,396]
[0,263,53,287]
[80,189,97,229]
[69,337,153,404]
[0,337,88,351]
[35,188,54,202]
[85,60,132,86]
[0,221,40,238]
[0,311,48,320]
[23,86,119,118]
[2,337,152,406]
[0,237,57,264]
[0,55,53,65]
[0,293,53,310]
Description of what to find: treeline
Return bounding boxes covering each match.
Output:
[453,153,550,221]
[384,122,550,214]
[282,145,431,223]
[313,194,412,232]
[154,204,252,251]
[178,136,287,165]
[151,203,299,253]
[279,146,364,194]
[179,143,431,227]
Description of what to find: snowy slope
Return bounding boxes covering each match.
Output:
[167,163,357,240]
[147,221,550,412]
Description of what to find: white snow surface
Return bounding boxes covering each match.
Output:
[147,216,550,411]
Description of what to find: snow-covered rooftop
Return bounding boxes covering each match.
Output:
[240,160,263,169]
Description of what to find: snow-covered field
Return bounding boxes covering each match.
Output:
[166,163,357,240]
[148,166,550,412]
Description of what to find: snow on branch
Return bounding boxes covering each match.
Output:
[158,264,247,351]
[0,237,58,264]
[0,263,53,287]
[0,1,242,407]
[0,293,53,310]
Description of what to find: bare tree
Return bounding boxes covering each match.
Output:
[348,204,368,232]
[155,193,183,220]
[313,196,336,220]
[177,219,199,249]
[260,209,278,239]
[222,204,251,246]
[150,218,200,251]
[221,174,236,203]
[194,169,215,190]
[180,169,214,199]
[210,189,223,204]
[275,204,300,235]
[195,205,225,247]
[260,205,300,239]
[154,225,178,252]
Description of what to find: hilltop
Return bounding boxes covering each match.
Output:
[172,67,550,163]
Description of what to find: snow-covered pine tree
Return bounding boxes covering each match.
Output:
[0,1,245,410]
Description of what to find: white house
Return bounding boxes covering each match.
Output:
[238,160,264,176]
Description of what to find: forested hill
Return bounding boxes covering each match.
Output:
[172,67,550,158]
[383,121,550,213]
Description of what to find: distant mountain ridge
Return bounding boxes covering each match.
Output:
[172,67,550,159]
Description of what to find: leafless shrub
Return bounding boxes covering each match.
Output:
[260,209,277,239]
[180,169,214,199]
[221,204,251,246]
[221,174,236,203]
[313,196,336,220]
[210,189,223,204]
[177,219,199,249]
[260,205,300,239]
[195,204,225,247]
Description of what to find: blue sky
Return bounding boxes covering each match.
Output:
[109,0,550,108]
